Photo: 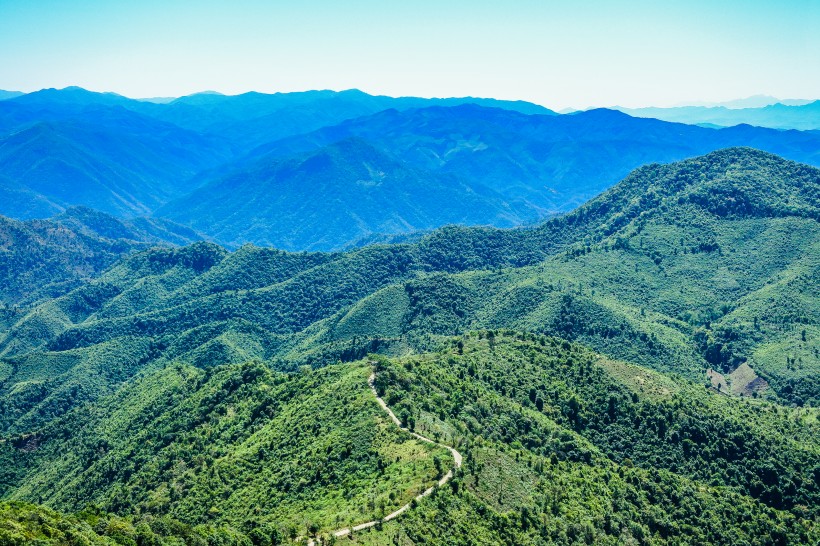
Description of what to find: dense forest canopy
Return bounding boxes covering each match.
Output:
[0,147,817,545]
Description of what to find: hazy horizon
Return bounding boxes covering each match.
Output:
[1,0,818,111]
[2,85,817,114]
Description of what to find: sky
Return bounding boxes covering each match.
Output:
[0,0,818,110]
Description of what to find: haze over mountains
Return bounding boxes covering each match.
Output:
[1,82,819,545]
[2,87,820,250]
[1,146,818,544]
[2,148,816,428]
[674,95,813,109]
[617,100,820,131]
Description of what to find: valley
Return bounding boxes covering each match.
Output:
[0,89,817,546]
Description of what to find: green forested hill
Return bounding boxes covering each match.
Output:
[1,361,447,539]
[0,147,818,544]
[1,148,816,437]
[357,333,819,544]
[1,335,817,544]
[0,208,201,306]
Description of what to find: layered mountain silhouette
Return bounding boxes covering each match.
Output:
[0,90,23,101]
[1,148,817,545]
[3,147,816,420]
[3,87,820,251]
[0,98,234,218]
[618,100,820,130]
[168,104,820,248]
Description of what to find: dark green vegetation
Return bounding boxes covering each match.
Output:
[1,148,815,433]
[351,333,819,545]
[0,207,200,305]
[0,148,817,544]
[1,336,817,544]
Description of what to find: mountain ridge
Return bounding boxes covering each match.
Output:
[0,147,818,544]
[0,208,202,305]
[1,147,815,437]
[617,100,820,130]
[157,137,534,250]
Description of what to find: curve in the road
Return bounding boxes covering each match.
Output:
[305,369,462,545]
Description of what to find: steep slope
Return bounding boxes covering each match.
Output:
[1,148,817,437]
[0,89,234,220]
[1,360,449,538]
[350,334,818,544]
[0,209,201,305]
[0,174,63,219]
[52,206,203,246]
[0,117,233,218]
[1,336,816,544]
[158,138,531,250]
[323,148,818,402]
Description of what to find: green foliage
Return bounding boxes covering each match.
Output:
[0,206,201,306]
[0,501,251,545]
[1,148,818,545]
[353,333,818,544]
[1,360,447,538]
[1,148,817,439]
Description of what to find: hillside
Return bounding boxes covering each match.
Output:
[0,88,553,230]
[0,115,233,219]
[0,209,201,305]
[195,104,820,223]
[358,334,819,544]
[4,87,820,252]
[326,147,818,403]
[1,335,816,544]
[158,138,532,251]
[1,148,817,441]
[1,360,449,538]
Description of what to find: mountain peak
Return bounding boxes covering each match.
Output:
[11,86,133,107]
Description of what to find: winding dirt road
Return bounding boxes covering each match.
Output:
[305,370,462,545]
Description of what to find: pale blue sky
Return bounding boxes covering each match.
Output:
[0,0,817,109]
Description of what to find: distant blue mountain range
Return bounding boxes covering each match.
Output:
[2,86,820,250]
[616,100,820,130]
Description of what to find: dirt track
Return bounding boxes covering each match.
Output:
[304,369,462,545]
